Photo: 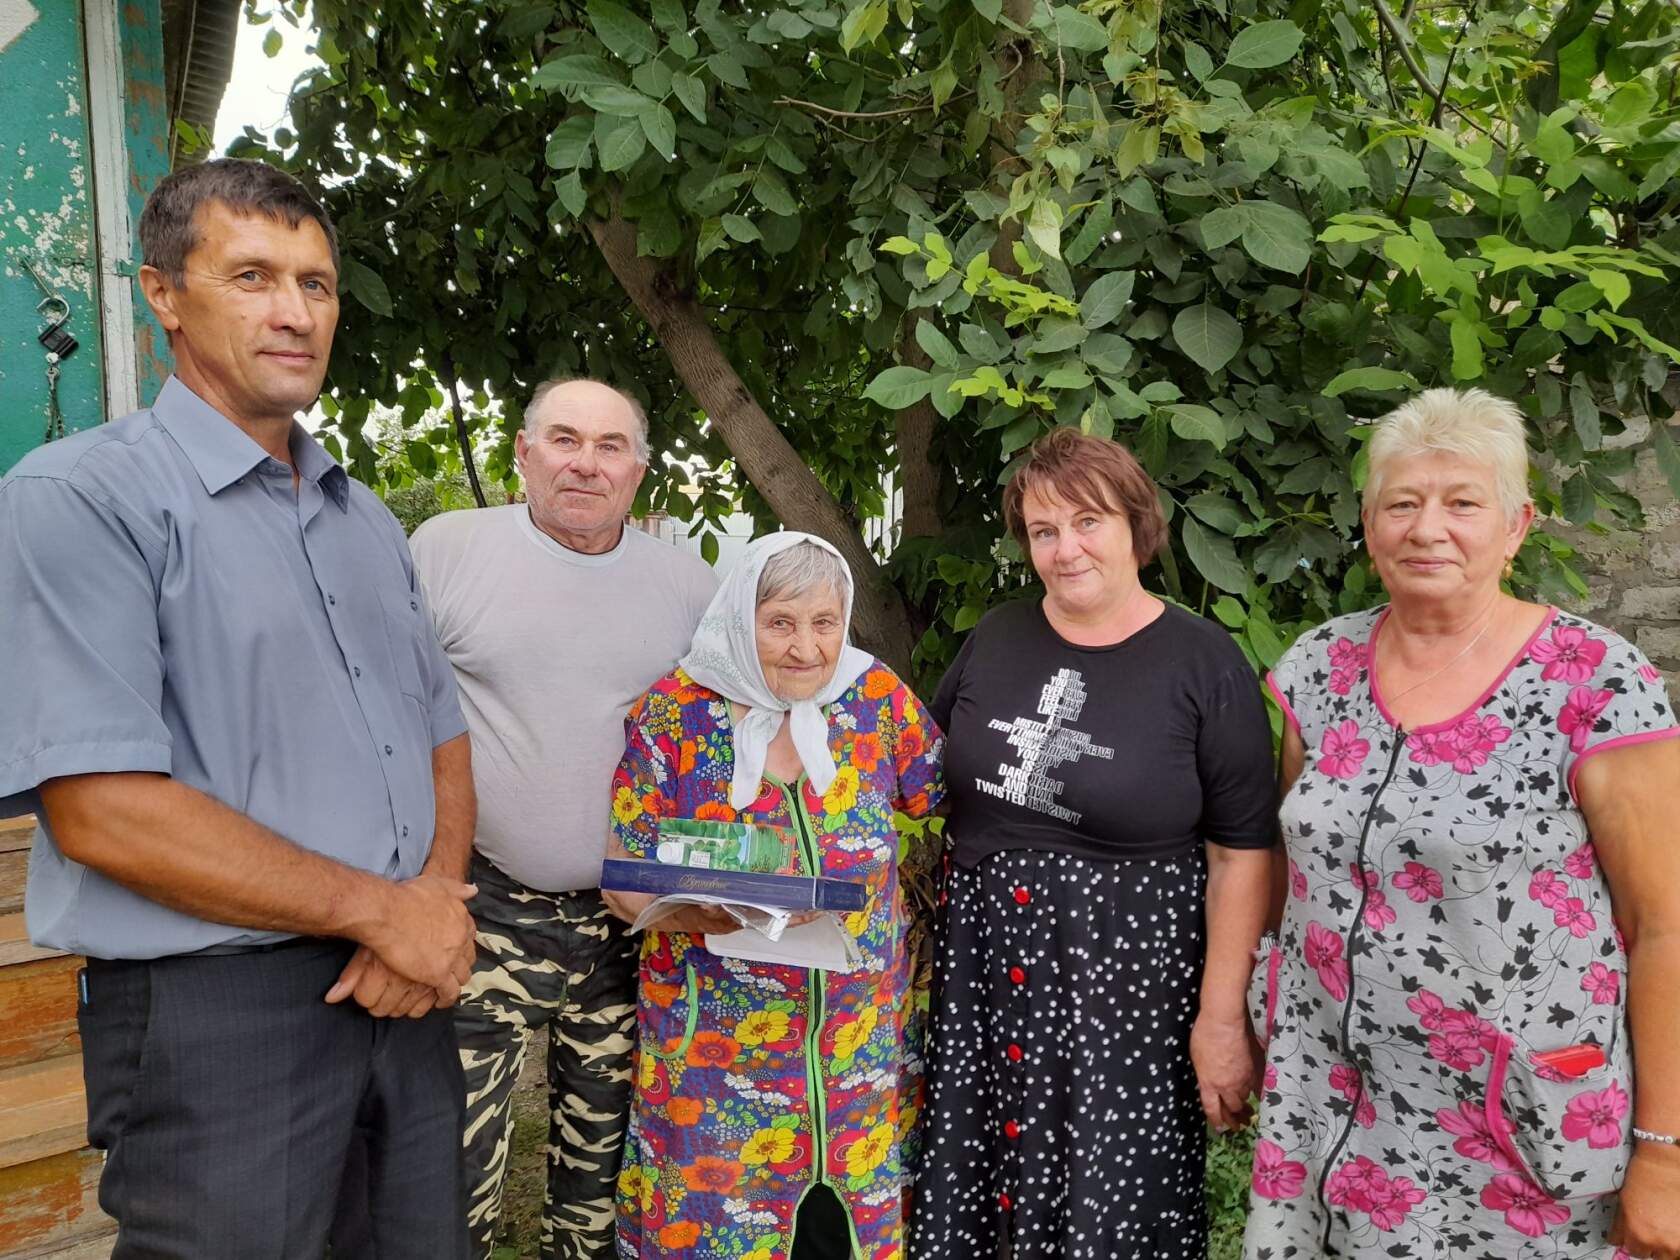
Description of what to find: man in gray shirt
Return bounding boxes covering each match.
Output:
[410,378,717,1259]
[0,159,477,1258]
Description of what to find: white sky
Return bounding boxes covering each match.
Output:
[213,5,322,151]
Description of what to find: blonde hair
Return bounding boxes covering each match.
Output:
[1363,387,1532,520]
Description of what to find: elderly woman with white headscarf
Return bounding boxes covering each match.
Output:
[603,532,944,1260]
[1246,389,1680,1258]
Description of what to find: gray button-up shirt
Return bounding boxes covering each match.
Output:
[0,377,466,959]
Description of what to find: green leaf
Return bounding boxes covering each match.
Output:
[671,72,708,123]
[915,320,960,369]
[639,103,678,159]
[1200,205,1245,251]
[1241,202,1313,274]
[1560,471,1595,525]
[1185,492,1247,534]
[1181,517,1249,594]
[720,213,761,242]
[1448,317,1484,380]
[1570,374,1602,451]
[1171,304,1242,374]
[972,0,1001,20]
[595,113,647,171]
[1587,269,1630,311]
[263,28,283,58]
[1223,20,1304,69]
[840,0,887,50]
[340,258,392,317]
[531,55,623,91]
[555,171,587,218]
[1026,198,1064,259]
[1000,414,1040,456]
[544,116,594,170]
[696,217,726,262]
[1602,78,1655,128]
[588,0,660,63]
[1080,271,1135,329]
[753,169,797,216]
[1043,5,1109,51]
[650,0,687,33]
[863,365,934,408]
[1183,40,1214,82]
[1164,403,1228,449]
[581,84,654,116]
[1322,366,1420,397]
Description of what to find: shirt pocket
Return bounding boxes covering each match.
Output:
[377,585,429,702]
[1483,1028,1631,1199]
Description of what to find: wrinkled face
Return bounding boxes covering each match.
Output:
[755,585,846,702]
[1364,451,1532,602]
[1022,484,1140,612]
[515,382,647,546]
[142,201,338,427]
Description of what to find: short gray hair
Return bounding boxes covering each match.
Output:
[524,377,650,461]
[139,158,338,287]
[1364,387,1533,520]
[757,541,850,607]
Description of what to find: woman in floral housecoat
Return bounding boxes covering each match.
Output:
[603,533,943,1260]
[1244,389,1680,1259]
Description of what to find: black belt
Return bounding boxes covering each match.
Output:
[86,935,340,968]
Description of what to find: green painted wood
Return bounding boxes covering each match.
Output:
[0,1,106,473]
[121,0,170,399]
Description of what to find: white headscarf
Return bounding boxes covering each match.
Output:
[680,532,874,809]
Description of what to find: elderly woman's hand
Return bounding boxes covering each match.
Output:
[1608,1147,1680,1258]
[1190,1011,1260,1134]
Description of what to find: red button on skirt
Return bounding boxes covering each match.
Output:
[1004,1120,1020,1139]
[1013,886,1030,905]
[1008,965,1026,984]
[999,1192,1012,1211]
[1006,1043,1023,1062]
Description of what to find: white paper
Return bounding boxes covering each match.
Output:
[707,916,862,972]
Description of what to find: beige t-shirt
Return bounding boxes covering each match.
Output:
[410,504,717,892]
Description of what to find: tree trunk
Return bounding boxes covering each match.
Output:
[895,318,944,540]
[588,209,920,675]
[988,0,1045,275]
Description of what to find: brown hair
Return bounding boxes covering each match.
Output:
[1002,427,1167,565]
[139,158,338,287]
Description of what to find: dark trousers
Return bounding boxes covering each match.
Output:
[791,1185,854,1260]
[78,939,469,1260]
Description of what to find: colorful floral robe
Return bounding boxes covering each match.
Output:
[611,663,944,1260]
[1245,606,1678,1259]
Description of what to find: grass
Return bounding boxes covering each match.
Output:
[488,1035,1255,1259]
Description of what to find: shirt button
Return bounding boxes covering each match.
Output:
[353,666,361,677]
[410,599,418,611]
[1009,966,1026,985]
[384,744,393,756]
[1006,1043,1023,1062]
[327,593,336,605]
[1004,1120,1020,1139]
[1013,886,1030,905]
[401,825,409,837]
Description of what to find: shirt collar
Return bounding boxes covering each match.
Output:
[152,376,349,510]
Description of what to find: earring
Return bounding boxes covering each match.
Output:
[1502,556,1515,580]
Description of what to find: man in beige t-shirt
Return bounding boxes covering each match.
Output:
[410,379,716,1260]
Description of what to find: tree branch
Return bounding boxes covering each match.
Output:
[1372,0,1442,109]
[774,92,971,121]
[587,206,917,672]
[896,316,945,541]
[441,351,488,509]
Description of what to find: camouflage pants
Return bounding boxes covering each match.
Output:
[455,853,637,1260]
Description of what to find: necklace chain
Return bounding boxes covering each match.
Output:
[1382,594,1504,707]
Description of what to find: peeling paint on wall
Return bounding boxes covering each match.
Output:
[0,1,103,473]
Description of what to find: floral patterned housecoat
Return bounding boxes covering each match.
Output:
[611,664,943,1260]
[1247,606,1678,1259]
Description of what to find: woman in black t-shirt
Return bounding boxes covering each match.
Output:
[909,428,1277,1260]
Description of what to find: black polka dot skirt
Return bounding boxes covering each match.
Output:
[909,849,1209,1260]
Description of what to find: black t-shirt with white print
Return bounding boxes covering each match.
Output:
[929,598,1277,869]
